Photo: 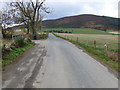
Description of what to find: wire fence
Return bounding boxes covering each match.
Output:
[57,33,118,61]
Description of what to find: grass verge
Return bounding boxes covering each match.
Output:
[38,33,48,40]
[30,33,49,40]
[2,41,35,71]
[53,33,119,72]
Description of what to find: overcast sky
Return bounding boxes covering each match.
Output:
[0,0,119,20]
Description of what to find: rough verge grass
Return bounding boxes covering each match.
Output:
[53,33,119,72]
[30,33,49,40]
[2,41,35,70]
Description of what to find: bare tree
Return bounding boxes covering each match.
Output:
[0,11,2,36]
[10,0,50,39]
[0,7,16,38]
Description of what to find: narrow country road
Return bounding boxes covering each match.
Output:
[3,33,118,88]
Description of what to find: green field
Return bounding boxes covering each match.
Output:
[56,33,118,61]
[57,33,118,51]
[40,28,113,35]
[54,33,119,71]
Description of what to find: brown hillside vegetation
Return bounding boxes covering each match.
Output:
[43,14,118,30]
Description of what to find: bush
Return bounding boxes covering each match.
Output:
[2,44,11,57]
[65,31,68,33]
[15,38,26,47]
[35,33,48,40]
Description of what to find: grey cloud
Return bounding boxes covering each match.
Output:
[45,2,83,20]
[44,1,106,20]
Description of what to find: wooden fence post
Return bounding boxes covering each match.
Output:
[71,36,72,41]
[86,40,89,46]
[76,37,78,42]
[104,43,108,52]
[67,36,68,39]
[94,40,96,49]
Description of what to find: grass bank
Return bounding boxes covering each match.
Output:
[2,41,35,70]
[38,33,49,40]
[30,33,49,40]
[53,33,119,72]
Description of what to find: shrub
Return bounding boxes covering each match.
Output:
[65,31,68,33]
[15,38,26,47]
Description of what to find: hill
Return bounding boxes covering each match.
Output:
[43,14,118,30]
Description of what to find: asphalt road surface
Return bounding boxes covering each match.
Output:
[3,33,118,88]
